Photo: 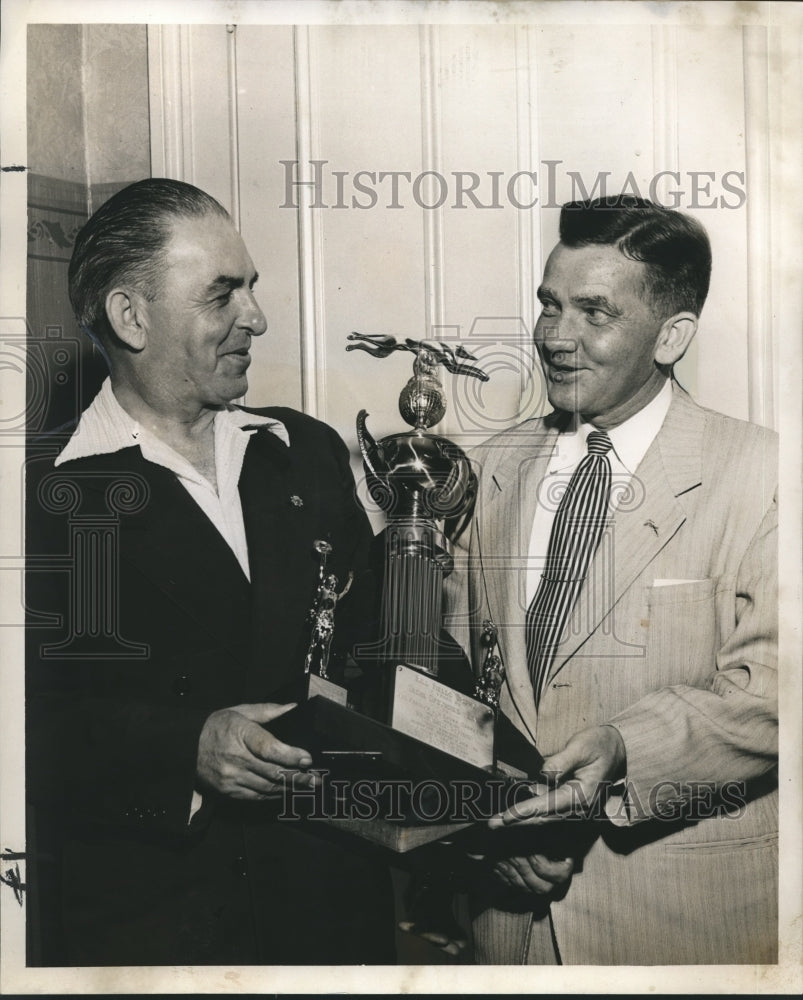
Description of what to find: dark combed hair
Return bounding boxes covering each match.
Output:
[559,195,712,318]
[68,177,230,342]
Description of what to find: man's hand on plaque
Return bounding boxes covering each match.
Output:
[488,725,627,828]
[196,702,318,800]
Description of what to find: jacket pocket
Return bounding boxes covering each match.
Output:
[646,577,716,606]
[663,831,777,854]
[641,578,719,688]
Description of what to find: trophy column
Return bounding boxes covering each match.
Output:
[379,519,452,677]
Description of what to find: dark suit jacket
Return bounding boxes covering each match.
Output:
[25,406,395,966]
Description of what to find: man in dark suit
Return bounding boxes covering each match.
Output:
[25,178,396,966]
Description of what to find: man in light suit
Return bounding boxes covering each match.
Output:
[25,178,395,965]
[445,196,778,964]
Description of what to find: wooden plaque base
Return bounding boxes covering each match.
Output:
[268,695,543,853]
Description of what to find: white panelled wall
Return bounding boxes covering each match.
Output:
[148,23,779,474]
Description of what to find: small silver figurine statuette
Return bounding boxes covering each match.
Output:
[305,540,353,680]
[474,619,505,714]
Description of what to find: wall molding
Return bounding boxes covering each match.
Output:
[419,24,445,340]
[226,25,242,232]
[147,24,194,182]
[651,25,679,196]
[514,24,540,339]
[292,25,326,419]
[651,25,702,399]
[743,25,774,430]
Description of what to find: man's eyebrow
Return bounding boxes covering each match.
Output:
[207,272,259,294]
[536,285,558,301]
[572,293,621,314]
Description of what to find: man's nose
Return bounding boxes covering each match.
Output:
[238,289,268,337]
[536,316,577,357]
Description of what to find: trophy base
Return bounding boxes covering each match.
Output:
[304,671,348,705]
[268,695,543,854]
[323,816,474,853]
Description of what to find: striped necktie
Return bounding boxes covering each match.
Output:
[526,430,613,707]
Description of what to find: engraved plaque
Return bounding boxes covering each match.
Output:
[390,664,494,770]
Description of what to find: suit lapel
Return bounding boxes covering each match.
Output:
[478,421,558,740]
[239,427,320,697]
[239,426,292,615]
[547,388,704,681]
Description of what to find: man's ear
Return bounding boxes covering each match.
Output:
[654,312,698,366]
[105,288,148,351]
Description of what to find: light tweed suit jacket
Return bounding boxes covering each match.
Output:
[444,385,778,965]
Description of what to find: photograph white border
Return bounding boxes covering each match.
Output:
[1,1,801,994]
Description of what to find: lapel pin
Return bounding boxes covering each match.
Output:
[289,495,304,508]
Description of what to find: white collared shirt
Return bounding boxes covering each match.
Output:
[525,379,673,603]
[56,377,290,581]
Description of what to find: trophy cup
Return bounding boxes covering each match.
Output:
[348,334,501,765]
[269,334,543,853]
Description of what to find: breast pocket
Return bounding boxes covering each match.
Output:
[643,578,718,687]
[647,577,716,605]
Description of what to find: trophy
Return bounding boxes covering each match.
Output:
[348,334,502,765]
[302,539,353,706]
[269,333,543,853]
